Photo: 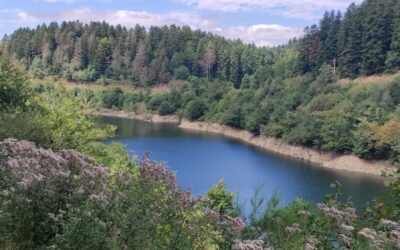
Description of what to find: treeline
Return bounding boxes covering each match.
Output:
[90,65,400,163]
[0,21,285,86]
[1,0,400,86]
[298,0,400,78]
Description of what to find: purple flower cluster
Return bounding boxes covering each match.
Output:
[139,154,177,190]
[317,203,357,225]
[0,139,248,248]
[232,239,267,250]
[206,209,245,238]
[0,139,112,207]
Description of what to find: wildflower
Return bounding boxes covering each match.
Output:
[341,224,355,232]
[343,207,357,224]
[358,228,377,241]
[338,233,351,248]
[232,239,265,250]
[380,219,400,231]
[304,237,316,250]
[285,223,301,236]
[298,209,311,218]
[98,220,107,229]
[0,189,9,197]
[227,216,246,231]
[390,230,400,248]
[48,213,58,222]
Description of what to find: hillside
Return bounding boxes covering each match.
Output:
[1,0,400,85]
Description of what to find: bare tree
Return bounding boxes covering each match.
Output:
[133,42,147,85]
[201,42,216,79]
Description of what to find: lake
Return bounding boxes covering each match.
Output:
[100,116,388,209]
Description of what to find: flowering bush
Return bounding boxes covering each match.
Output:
[0,139,244,249]
[241,182,400,250]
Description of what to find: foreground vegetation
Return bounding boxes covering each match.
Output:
[1,54,400,250]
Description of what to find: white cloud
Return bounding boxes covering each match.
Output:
[43,0,78,3]
[8,8,302,46]
[177,0,361,20]
[40,0,112,3]
[13,8,204,29]
[219,24,303,47]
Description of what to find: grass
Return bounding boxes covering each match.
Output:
[338,71,400,86]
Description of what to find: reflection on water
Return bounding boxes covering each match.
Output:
[101,116,388,209]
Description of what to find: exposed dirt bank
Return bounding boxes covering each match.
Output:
[96,110,397,176]
[96,110,180,123]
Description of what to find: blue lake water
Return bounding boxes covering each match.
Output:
[101,116,388,209]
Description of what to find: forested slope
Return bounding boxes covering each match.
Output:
[0,21,281,86]
[0,0,400,164]
[1,0,400,84]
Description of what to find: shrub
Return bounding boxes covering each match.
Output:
[102,87,124,109]
[174,66,190,80]
[0,139,245,249]
[0,63,31,110]
[184,99,206,120]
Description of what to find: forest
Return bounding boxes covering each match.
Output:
[0,0,400,248]
[1,0,400,83]
[1,0,399,165]
[1,49,400,250]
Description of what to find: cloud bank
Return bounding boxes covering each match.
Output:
[5,8,303,46]
[177,0,359,19]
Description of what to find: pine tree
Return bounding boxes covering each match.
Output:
[297,25,321,74]
[338,3,363,78]
[360,0,394,75]
[110,45,124,79]
[217,48,230,81]
[229,47,242,88]
[71,38,83,70]
[94,38,111,76]
[385,1,400,72]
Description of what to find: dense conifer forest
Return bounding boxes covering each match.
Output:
[1,0,400,83]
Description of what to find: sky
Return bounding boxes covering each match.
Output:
[0,0,361,47]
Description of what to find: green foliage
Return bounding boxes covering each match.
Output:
[1,21,274,85]
[0,63,31,110]
[243,182,400,250]
[30,57,47,79]
[174,65,190,80]
[0,66,244,249]
[206,180,236,215]
[72,65,97,83]
[101,87,124,109]
[0,110,52,147]
[184,99,206,120]
[0,139,243,249]
[96,69,400,162]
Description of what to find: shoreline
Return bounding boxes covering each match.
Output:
[96,110,181,123]
[95,110,397,176]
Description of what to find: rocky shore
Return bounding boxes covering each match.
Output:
[97,110,180,123]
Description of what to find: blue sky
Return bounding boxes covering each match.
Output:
[0,0,361,46]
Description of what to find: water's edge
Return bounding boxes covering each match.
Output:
[96,109,397,176]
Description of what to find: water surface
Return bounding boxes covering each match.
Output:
[101,116,387,209]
